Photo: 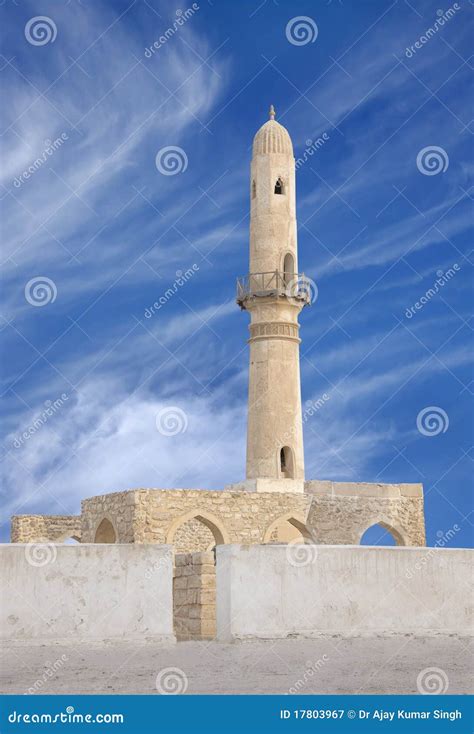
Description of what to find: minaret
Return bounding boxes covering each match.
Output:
[236,106,311,493]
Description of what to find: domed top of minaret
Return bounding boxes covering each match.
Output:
[252,105,293,156]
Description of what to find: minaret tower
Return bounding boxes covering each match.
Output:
[236,106,311,493]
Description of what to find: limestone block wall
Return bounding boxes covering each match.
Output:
[131,488,311,546]
[10,515,81,543]
[12,481,426,549]
[80,491,136,543]
[0,544,174,643]
[305,481,426,546]
[216,544,472,641]
[173,551,216,640]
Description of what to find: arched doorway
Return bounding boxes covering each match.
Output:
[166,510,229,553]
[263,514,313,544]
[62,536,80,545]
[359,522,405,546]
[94,518,117,543]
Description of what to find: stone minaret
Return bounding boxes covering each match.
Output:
[236,106,311,493]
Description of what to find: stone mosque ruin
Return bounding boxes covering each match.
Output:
[11,107,426,552]
[7,108,453,647]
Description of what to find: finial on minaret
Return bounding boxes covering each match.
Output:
[269,104,276,120]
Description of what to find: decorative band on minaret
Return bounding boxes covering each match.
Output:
[237,107,312,488]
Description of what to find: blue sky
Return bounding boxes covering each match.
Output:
[1,0,472,547]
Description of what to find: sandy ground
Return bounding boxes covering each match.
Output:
[1,636,472,695]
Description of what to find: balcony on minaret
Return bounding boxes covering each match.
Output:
[236,270,312,309]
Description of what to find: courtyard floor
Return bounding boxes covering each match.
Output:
[1,635,472,695]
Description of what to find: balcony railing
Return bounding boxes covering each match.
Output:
[236,270,312,307]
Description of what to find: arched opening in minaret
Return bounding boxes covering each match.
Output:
[279,446,294,479]
[283,253,294,286]
[274,177,284,195]
[252,180,256,199]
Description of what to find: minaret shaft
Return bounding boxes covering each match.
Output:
[237,108,309,488]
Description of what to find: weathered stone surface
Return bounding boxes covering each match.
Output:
[11,481,426,549]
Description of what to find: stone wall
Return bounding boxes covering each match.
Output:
[217,544,472,641]
[305,481,426,546]
[12,481,426,549]
[10,515,81,543]
[173,551,216,639]
[80,491,136,543]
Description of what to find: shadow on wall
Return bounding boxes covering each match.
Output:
[94,518,117,543]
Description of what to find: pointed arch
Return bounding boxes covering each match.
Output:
[94,517,117,544]
[358,521,406,546]
[274,177,284,195]
[166,509,230,548]
[263,513,313,543]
